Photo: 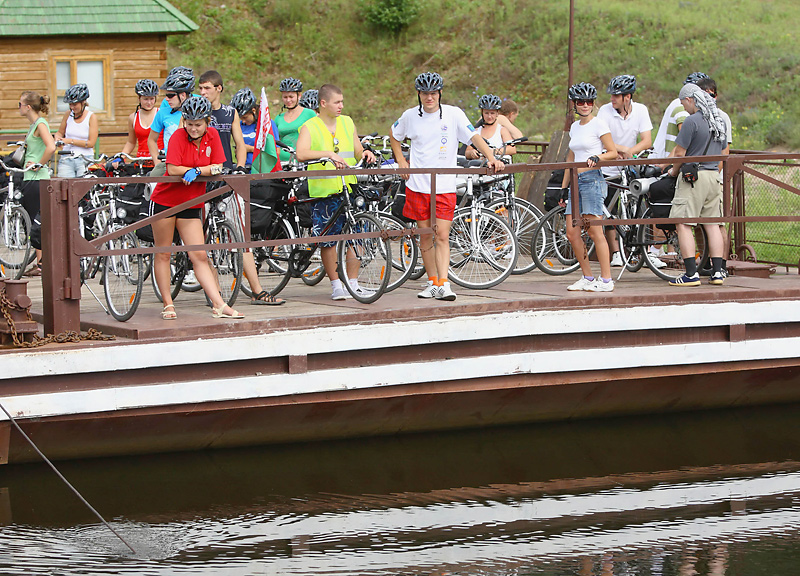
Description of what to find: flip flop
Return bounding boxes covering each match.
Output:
[250,290,286,306]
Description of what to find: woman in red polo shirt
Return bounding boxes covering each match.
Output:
[149,96,244,320]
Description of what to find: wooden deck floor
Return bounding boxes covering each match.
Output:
[16,262,800,345]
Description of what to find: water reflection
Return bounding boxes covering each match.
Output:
[1,403,800,574]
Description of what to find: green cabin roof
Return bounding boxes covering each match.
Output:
[0,0,198,36]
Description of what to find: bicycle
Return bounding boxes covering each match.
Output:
[0,155,37,279]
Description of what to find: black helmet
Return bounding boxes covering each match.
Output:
[64,83,90,104]
[161,69,195,93]
[230,88,257,117]
[169,66,194,77]
[299,89,319,110]
[684,72,709,85]
[607,74,636,95]
[279,77,303,92]
[568,82,597,101]
[415,72,444,92]
[181,96,212,121]
[135,79,159,97]
[478,94,502,110]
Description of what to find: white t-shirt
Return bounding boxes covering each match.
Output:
[597,101,653,177]
[391,104,479,194]
[568,117,610,163]
[718,109,733,145]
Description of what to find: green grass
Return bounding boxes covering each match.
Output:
[167,0,800,150]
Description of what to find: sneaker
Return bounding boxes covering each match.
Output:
[709,271,725,285]
[586,279,614,292]
[331,286,351,300]
[669,273,701,287]
[418,281,437,299]
[184,270,198,286]
[353,286,375,297]
[567,276,594,291]
[648,255,668,269]
[435,282,457,301]
[610,252,624,267]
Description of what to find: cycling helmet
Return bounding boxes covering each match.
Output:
[415,72,444,92]
[279,77,303,92]
[135,79,159,97]
[230,88,257,117]
[684,71,709,85]
[478,94,502,110]
[568,82,597,101]
[64,83,90,104]
[161,69,195,93]
[169,66,194,77]
[299,89,319,110]
[607,74,636,95]
[181,96,212,120]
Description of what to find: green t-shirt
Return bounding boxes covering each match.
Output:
[24,117,51,181]
[275,107,316,162]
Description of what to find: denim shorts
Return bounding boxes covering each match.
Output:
[311,195,346,248]
[57,155,88,178]
[565,169,607,217]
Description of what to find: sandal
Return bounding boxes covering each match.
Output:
[250,290,286,306]
[161,304,177,320]
[212,305,244,319]
[24,265,42,277]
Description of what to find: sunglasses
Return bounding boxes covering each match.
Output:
[708,92,717,98]
[332,137,339,154]
[575,99,594,107]
[165,93,178,99]
[18,102,25,108]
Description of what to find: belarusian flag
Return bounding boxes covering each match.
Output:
[251,87,281,173]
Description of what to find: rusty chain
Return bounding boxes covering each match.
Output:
[0,287,114,348]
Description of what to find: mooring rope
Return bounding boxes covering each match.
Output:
[0,402,136,554]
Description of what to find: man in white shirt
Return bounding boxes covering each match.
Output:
[597,74,653,267]
[390,72,504,301]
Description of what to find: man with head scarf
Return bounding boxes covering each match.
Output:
[665,83,728,286]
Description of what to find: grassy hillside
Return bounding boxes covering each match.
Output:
[167,0,800,150]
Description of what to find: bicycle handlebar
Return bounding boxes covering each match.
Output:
[0,159,45,173]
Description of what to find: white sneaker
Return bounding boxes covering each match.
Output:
[610,252,624,267]
[567,276,594,291]
[418,281,437,299]
[435,282,457,301]
[184,270,198,285]
[649,255,667,269]
[331,286,351,300]
[353,286,375,297]
[586,279,614,292]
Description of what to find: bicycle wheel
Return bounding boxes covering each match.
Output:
[206,221,243,307]
[102,232,143,322]
[338,213,391,304]
[294,226,326,286]
[0,207,32,279]
[377,212,418,292]
[249,217,295,297]
[637,208,710,281]
[152,250,188,303]
[448,207,518,289]
[487,197,541,275]
[531,206,595,276]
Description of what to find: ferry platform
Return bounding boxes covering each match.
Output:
[1,264,799,465]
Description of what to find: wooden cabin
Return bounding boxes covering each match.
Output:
[0,0,197,155]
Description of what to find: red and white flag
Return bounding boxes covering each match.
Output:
[252,87,281,173]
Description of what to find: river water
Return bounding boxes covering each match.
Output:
[1,403,799,575]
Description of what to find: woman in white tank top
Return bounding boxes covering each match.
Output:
[55,83,99,177]
[465,94,517,162]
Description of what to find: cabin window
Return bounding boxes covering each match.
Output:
[50,55,111,114]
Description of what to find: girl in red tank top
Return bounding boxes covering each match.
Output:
[118,79,161,166]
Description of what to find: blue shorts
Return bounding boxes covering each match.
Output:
[565,169,607,217]
[311,195,346,248]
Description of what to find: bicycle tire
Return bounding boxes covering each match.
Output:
[638,207,710,281]
[487,197,541,275]
[152,250,188,303]
[205,221,243,307]
[448,207,518,289]
[0,207,32,279]
[376,212,418,292]
[531,206,595,276]
[102,232,143,322]
[338,213,391,304]
[294,227,326,286]
[246,217,295,298]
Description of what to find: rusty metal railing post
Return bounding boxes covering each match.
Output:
[41,178,81,335]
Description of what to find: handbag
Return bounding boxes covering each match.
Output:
[9,144,26,169]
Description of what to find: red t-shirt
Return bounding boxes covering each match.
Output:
[151,126,226,208]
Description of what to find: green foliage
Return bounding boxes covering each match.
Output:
[166,0,800,150]
[359,0,420,33]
